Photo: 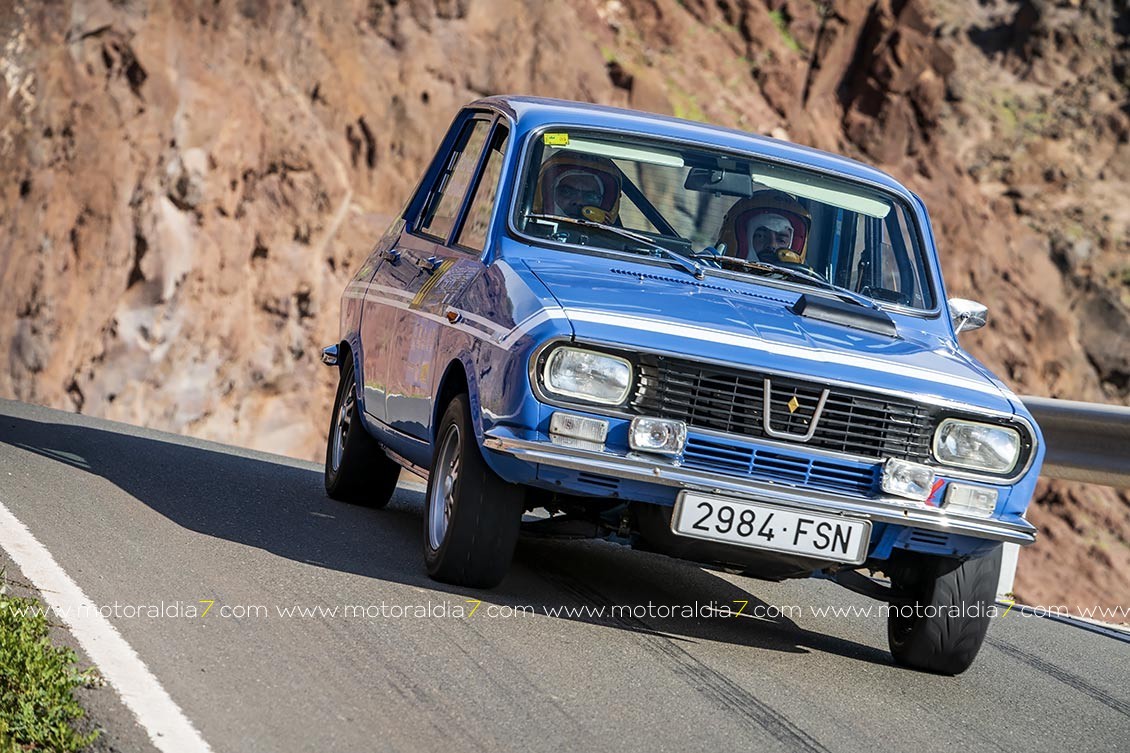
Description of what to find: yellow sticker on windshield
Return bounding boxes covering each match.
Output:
[543,133,570,146]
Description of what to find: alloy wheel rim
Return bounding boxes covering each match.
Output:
[428,423,461,551]
[331,387,353,473]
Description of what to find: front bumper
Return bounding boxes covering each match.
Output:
[482,428,1038,546]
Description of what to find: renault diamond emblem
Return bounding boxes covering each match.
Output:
[763,378,831,442]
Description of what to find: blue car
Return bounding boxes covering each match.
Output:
[323,96,1043,674]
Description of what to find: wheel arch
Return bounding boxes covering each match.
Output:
[338,337,364,400]
[433,357,482,445]
[336,338,355,370]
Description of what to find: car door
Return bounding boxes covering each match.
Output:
[356,112,486,426]
[354,213,414,425]
[384,115,506,440]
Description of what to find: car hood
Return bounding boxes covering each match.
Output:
[523,255,1018,413]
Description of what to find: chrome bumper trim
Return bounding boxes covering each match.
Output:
[482,431,1037,546]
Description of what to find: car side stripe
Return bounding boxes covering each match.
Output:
[344,289,524,347]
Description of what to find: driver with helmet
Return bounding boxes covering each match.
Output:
[716,189,811,264]
[532,152,623,225]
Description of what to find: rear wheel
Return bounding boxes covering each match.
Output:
[887,545,1002,674]
[324,355,400,507]
[424,393,524,588]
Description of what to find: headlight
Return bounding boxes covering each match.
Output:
[542,347,632,405]
[932,419,1021,474]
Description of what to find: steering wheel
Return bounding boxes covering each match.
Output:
[771,259,829,284]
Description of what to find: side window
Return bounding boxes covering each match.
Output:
[838,211,930,307]
[892,210,930,308]
[418,118,491,241]
[455,124,509,252]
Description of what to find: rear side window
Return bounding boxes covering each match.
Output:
[456,125,509,252]
[418,119,490,241]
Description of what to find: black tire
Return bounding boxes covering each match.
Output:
[324,355,400,507]
[424,393,524,588]
[887,545,1003,675]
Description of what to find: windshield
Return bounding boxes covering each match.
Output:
[512,128,937,311]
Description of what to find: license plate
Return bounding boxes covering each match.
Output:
[671,492,871,565]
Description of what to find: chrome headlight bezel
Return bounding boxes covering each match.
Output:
[932,418,1023,475]
[540,345,633,407]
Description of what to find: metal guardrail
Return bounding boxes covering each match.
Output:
[1021,396,1130,488]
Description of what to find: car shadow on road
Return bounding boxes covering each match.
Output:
[0,407,894,669]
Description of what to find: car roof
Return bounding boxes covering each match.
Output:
[472,95,914,200]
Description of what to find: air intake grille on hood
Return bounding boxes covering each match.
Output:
[607,268,791,304]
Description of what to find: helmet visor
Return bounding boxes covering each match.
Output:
[747,213,795,252]
[553,170,605,209]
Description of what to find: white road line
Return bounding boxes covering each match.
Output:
[0,501,213,753]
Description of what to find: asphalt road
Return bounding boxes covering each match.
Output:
[1,398,1127,753]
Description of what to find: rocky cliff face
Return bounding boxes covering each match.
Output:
[1,0,1127,611]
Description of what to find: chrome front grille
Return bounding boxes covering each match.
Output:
[632,356,935,462]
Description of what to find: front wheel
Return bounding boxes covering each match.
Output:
[424,393,524,588]
[887,545,1003,675]
[324,356,401,507]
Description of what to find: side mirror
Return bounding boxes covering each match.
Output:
[948,298,988,333]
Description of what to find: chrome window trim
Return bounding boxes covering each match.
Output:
[505,123,944,318]
[415,113,497,244]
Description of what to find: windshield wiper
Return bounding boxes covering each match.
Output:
[764,263,880,310]
[692,253,878,310]
[525,213,704,280]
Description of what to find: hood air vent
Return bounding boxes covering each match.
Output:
[608,268,790,304]
[789,294,898,337]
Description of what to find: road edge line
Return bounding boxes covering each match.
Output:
[0,500,213,753]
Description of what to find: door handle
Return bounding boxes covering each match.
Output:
[380,248,401,264]
[414,255,441,274]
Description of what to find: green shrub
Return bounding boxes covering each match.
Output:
[0,582,100,752]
